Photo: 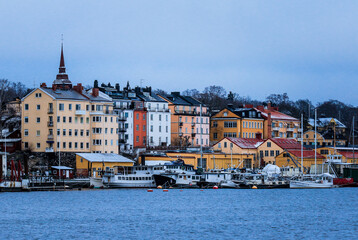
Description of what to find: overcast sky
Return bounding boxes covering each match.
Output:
[1,0,358,105]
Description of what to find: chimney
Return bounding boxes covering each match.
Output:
[92,88,99,97]
[267,112,272,139]
[40,83,47,88]
[267,102,272,110]
[115,83,120,91]
[73,83,83,94]
[52,84,57,91]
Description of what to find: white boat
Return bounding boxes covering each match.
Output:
[219,180,238,188]
[103,165,163,188]
[290,173,334,189]
[198,169,234,187]
[0,179,29,191]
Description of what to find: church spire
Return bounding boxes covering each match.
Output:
[53,35,72,89]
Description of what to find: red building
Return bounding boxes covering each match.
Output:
[133,101,147,148]
[51,166,74,179]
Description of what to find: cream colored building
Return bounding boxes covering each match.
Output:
[21,45,118,154]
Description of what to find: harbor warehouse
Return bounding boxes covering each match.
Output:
[76,153,134,177]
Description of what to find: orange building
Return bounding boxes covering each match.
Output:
[133,101,147,148]
[158,92,210,147]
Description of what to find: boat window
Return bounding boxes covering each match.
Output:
[179,176,182,178]
[188,176,191,178]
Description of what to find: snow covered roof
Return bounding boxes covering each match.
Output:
[255,108,299,121]
[0,138,21,143]
[76,153,135,163]
[225,137,264,149]
[308,118,346,128]
[270,138,301,150]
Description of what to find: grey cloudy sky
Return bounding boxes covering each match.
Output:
[1,0,358,104]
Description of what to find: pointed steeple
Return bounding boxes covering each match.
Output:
[53,36,72,89]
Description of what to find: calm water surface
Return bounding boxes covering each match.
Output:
[0,188,357,239]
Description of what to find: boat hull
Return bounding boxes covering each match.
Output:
[90,177,104,188]
[290,181,333,189]
[153,174,176,186]
[106,181,156,188]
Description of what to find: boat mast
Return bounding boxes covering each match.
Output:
[353,116,355,164]
[199,104,203,169]
[314,108,317,175]
[301,114,303,175]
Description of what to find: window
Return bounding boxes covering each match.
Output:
[80,142,84,149]
[36,143,41,149]
[80,130,84,136]
[36,104,40,110]
[24,129,29,136]
[57,129,60,136]
[93,128,102,134]
[136,113,139,120]
[80,117,84,124]
[25,104,29,110]
[276,150,280,156]
[265,150,269,157]
[213,133,218,139]
[63,116,66,123]
[136,125,139,131]
[159,115,162,121]
[36,130,40,136]
[166,126,168,133]
[86,142,89,149]
[86,130,89,136]
[224,121,237,128]
[86,117,89,124]
[136,136,139,142]
[76,104,81,110]
[68,117,72,123]
[35,93,42,98]
[213,121,218,128]
[93,139,102,145]
[69,142,72,148]
[75,129,78,136]
[150,125,153,132]
[143,114,146,120]
[86,105,90,111]
[260,151,263,158]
[267,142,271,147]
[151,114,153,121]
[63,129,66,136]
[69,104,72,110]
[59,103,64,111]
[63,142,66,149]
[270,150,274,156]
[24,117,28,123]
[224,142,227,148]
[143,125,146,131]
[36,117,40,123]
[24,142,28,148]
[159,126,161,132]
[75,142,78,148]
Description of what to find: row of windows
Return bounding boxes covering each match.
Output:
[243,121,262,129]
[179,128,209,134]
[150,125,169,133]
[149,114,169,121]
[24,103,110,112]
[149,136,169,143]
[224,121,237,128]
[260,150,280,157]
[223,132,237,138]
[179,116,209,124]
[117,176,154,181]
[24,116,116,124]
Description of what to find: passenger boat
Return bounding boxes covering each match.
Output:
[152,160,197,187]
[197,169,234,188]
[103,165,163,188]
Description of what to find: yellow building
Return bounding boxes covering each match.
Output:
[21,45,118,154]
[210,107,264,143]
[317,147,358,164]
[303,130,346,147]
[142,151,256,170]
[257,138,302,165]
[275,149,325,172]
[76,153,134,177]
[255,104,300,139]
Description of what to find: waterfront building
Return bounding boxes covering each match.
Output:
[210,105,264,143]
[316,147,358,164]
[275,149,325,170]
[21,45,118,154]
[76,153,134,177]
[141,151,256,170]
[158,92,210,147]
[255,103,301,139]
[0,129,21,153]
[212,137,263,168]
[257,138,302,165]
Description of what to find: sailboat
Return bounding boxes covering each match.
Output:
[290,110,333,189]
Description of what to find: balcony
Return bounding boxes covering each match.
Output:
[118,139,127,144]
[45,147,54,153]
[191,133,196,138]
[272,127,280,131]
[179,122,183,127]
[191,122,196,127]
[47,121,54,127]
[118,127,127,132]
[117,116,127,121]
[47,135,54,140]
[48,108,54,114]
[287,128,295,132]
[75,110,86,115]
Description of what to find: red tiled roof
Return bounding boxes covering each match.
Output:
[338,151,358,159]
[226,137,264,149]
[270,138,301,150]
[255,108,298,121]
[288,150,325,159]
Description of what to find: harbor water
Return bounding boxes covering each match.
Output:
[0,188,357,239]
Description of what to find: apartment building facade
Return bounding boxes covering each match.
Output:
[158,92,210,147]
